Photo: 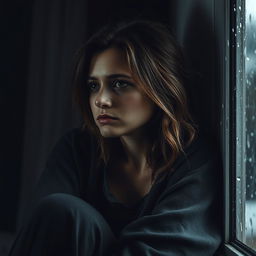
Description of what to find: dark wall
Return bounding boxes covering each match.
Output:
[169,0,222,145]
[0,1,33,233]
[86,0,171,35]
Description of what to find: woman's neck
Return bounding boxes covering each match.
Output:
[119,134,152,176]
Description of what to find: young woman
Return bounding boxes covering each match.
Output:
[8,20,223,256]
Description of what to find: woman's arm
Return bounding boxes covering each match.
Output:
[110,152,223,256]
[23,128,90,221]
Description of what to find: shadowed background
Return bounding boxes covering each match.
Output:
[0,0,226,254]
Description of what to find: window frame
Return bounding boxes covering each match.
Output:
[223,0,256,255]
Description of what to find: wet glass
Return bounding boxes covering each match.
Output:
[235,0,256,251]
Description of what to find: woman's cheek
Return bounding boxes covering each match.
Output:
[122,93,145,110]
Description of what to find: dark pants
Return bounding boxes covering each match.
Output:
[8,193,118,256]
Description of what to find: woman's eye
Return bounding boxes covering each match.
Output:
[112,80,131,89]
[87,80,132,93]
[87,82,98,92]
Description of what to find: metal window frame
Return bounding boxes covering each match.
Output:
[223,0,256,255]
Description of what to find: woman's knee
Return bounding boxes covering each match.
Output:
[33,193,78,216]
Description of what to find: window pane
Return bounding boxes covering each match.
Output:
[235,0,256,251]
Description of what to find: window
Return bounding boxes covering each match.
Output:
[235,0,256,251]
[225,0,256,255]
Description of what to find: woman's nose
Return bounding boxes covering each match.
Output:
[95,88,112,108]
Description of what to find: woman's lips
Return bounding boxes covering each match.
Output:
[97,117,119,124]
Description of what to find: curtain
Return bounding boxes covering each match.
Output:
[18,0,87,228]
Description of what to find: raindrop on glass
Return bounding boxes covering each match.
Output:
[247,135,251,148]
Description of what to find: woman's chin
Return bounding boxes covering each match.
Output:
[99,129,120,138]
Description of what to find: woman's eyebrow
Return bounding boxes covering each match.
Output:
[88,74,133,80]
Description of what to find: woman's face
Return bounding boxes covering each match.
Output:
[88,47,156,138]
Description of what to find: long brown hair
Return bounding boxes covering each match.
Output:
[72,19,198,184]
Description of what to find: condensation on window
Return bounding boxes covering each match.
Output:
[235,0,256,251]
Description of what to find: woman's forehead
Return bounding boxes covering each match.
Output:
[88,47,132,78]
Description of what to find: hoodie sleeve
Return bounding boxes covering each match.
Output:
[23,128,90,220]
[110,148,223,256]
